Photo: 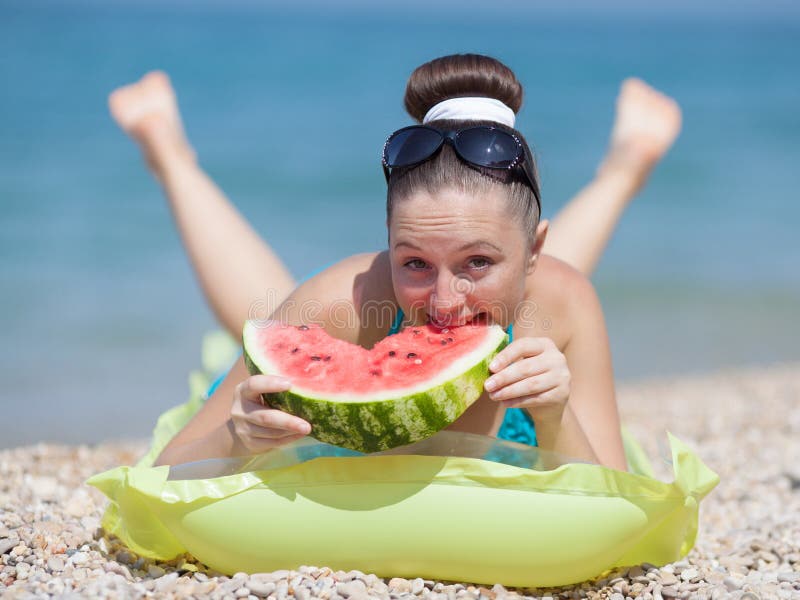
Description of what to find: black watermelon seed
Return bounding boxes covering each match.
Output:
[413,329,421,335]
[298,325,309,330]
[440,340,448,345]
[447,337,454,342]
[406,352,417,358]
[388,350,396,357]
[291,347,299,354]
[370,369,382,376]
[310,355,321,361]
[323,355,332,361]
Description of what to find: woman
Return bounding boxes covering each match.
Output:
[109,55,681,470]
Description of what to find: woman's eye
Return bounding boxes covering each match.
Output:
[404,259,428,270]
[468,257,492,269]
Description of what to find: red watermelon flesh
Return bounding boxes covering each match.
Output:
[242,319,508,452]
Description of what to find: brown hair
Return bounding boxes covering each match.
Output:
[404,54,524,122]
[387,54,541,243]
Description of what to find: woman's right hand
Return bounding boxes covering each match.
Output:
[230,375,311,453]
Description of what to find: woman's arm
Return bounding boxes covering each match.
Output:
[154,256,374,465]
[557,272,627,470]
[485,263,626,470]
[155,356,309,466]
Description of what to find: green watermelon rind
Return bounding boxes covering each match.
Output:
[242,323,508,453]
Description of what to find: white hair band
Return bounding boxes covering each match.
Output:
[422,97,516,128]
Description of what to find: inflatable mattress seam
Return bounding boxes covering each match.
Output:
[179,477,685,499]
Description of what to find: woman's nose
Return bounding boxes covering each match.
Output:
[431,272,470,311]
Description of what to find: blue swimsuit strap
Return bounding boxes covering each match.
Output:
[388,308,536,447]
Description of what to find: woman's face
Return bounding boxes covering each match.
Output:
[388,187,546,328]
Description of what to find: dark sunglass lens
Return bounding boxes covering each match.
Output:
[384,128,443,167]
[456,128,521,168]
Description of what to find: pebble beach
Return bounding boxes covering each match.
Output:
[2,362,799,600]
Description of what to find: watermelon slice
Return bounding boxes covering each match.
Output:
[242,320,508,452]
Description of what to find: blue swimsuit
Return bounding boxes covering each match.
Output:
[388,310,537,447]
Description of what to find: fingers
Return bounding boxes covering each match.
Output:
[486,338,558,392]
[235,376,306,431]
[236,376,290,410]
[485,357,547,395]
[484,338,571,412]
[237,416,310,440]
[231,374,311,452]
[486,369,558,402]
[238,374,291,402]
[489,337,554,374]
[251,408,311,436]
[231,409,311,454]
[231,401,311,435]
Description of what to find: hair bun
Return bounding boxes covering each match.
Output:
[404,54,523,123]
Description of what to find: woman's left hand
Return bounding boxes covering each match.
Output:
[484,337,571,422]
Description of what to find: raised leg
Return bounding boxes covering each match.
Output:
[109,71,297,338]
[542,78,682,277]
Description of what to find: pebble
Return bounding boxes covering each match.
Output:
[0,539,17,555]
[220,576,245,593]
[660,585,680,598]
[155,571,179,593]
[724,576,742,590]
[337,580,367,597]
[660,572,678,586]
[147,564,166,578]
[628,565,644,578]
[652,583,663,600]
[389,577,411,592]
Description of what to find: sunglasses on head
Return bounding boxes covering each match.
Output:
[381,125,541,211]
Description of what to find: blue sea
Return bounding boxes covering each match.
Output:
[1,2,798,447]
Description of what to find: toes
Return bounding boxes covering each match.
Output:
[144,70,169,84]
[107,70,178,132]
[108,85,140,129]
[143,70,172,93]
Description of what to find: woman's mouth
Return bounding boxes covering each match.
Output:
[427,312,489,328]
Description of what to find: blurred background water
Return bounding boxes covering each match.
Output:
[1,1,798,447]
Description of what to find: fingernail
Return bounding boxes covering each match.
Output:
[485,378,496,391]
[489,359,499,371]
[300,423,311,434]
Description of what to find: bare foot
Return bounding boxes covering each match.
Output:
[108,71,195,175]
[600,78,682,186]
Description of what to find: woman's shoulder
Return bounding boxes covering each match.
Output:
[279,251,397,345]
[535,254,596,296]
[299,251,395,303]
[518,254,603,347]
